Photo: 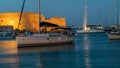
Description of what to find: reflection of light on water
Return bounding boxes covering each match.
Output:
[37,55,44,68]
[0,40,17,54]
[0,40,19,68]
[83,35,91,68]
[0,58,18,64]
[84,44,90,68]
[18,44,74,67]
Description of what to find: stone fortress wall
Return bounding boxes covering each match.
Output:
[0,12,66,32]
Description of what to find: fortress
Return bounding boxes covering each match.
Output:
[0,12,66,32]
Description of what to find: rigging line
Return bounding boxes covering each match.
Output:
[17,0,25,29]
[119,12,120,24]
[114,0,117,25]
[99,8,102,26]
[38,0,40,33]
[108,7,112,26]
[106,9,109,27]
[108,0,114,26]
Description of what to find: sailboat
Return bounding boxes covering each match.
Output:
[76,0,104,34]
[16,0,74,47]
[107,0,120,40]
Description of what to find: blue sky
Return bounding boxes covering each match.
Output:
[0,0,120,27]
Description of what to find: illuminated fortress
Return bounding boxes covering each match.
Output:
[0,12,66,32]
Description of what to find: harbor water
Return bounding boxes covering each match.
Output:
[0,33,120,68]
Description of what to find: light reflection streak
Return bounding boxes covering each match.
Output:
[0,40,17,54]
[0,58,18,64]
[83,34,91,68]
[0,40,19,68]
[0,40,74,67]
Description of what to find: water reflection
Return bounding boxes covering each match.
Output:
[1,33,120,68]
[18,44,74,68]
[18,44,74,53]
[0,40,19,68]
[83,34,91,68]
[0,40,74,68]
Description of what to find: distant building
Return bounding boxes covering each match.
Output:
[0,12,66,32]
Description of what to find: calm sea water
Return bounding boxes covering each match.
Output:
[0,33,120,68]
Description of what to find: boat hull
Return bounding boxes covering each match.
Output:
[107,33,120,40]
[76,30,104,34]
[16,35,74,47]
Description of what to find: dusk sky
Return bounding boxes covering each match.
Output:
[0,0,120,27]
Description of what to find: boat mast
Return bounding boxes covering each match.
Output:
[114,0,118,27]
[119,12,120,24]
[17,0,25,29]
[99,8,102,26]
[106,9,109,27]
[83,0,88,30]
[108,7,112,27]
[38,0,40,33]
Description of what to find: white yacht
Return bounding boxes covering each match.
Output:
[107,0,120,40]
[107,31,120,40]
[76,0,104,34]
[16,33,74,47]
[16,0,74,47]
